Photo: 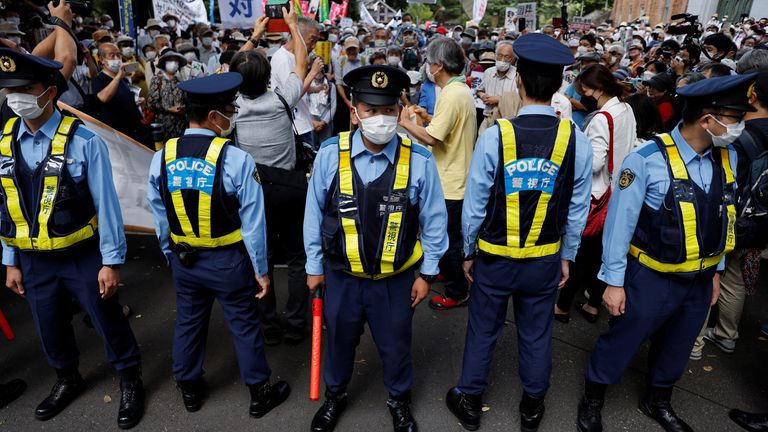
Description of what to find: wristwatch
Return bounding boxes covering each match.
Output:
[419,273,437,284]
[249,38,260,46]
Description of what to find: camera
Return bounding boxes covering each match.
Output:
[35,0,93,17]
[265,2,286,19]
[667,13,702,41]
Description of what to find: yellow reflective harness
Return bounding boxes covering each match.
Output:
[337,132,423,280]
[478,118,571,259]
[0,116,98,250]
[628,133,736,273]
[164,137,243,248]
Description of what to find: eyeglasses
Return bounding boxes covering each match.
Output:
[711,112,745,122]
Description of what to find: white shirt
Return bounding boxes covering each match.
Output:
[478,65,517,116]
[585,96,637,197]
[271,46,313,135]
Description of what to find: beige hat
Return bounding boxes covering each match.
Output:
[92,29,113,42]
[146,18,162,29]
[230,32,248,43]
[343,36,360,49]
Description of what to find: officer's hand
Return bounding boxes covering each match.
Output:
[5,266,24,298]
[307,274,325,295]
[462,259,474,284]
[98,266,120,299]
[711,273,721,306]
[255,274,270,299]
[602,285,626,316]
[558,259,570,289]
[411,277,430,308]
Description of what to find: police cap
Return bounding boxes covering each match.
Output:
[677,72,758,112]
[343,65,410,106]
[513,33,574,76]
[178,72,243,107]
[0,48,62,88]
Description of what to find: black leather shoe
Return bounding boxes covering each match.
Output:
[519,393,545,432]
[35,373,86,421]
[445,387,482,431]
[0,379,26,408]
[639,387,693,432]
[177,379,203,412]
[117,378,144,429]
[311,390,348,432]
[248,380,290,418]
[388,393,417,432]
[729,409,768,432]
[577,380,606,432]
[284,327,308,345]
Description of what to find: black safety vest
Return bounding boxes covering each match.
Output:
[478,116,575,259]
[159,135,242,248]
[321,132,422,279]
[0,116,97,250]
[629,133,736,273]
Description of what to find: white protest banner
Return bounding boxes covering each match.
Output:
[504,7,516,30]
[58,102,155,233]
[153,0,209,28]
[472,0,487,23]
[359,1,377,26]
[516,2,536,32]
[219,0,261,29]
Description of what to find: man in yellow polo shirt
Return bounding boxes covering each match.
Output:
[399,38,477,309]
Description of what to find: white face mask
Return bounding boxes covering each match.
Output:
[642,71,655,80]
[328,34,338,43]
[104,20,114,29]
[184,52,197,62]
[707,116,745,147]
[577,46,589,56]
[491,35,498,42]
[355,109,399,145]
[106,59,122,73]
[149,29,159,38]
[167,19,177,28]
[387,56,400,67]
[425,64,436,82]
[145,51,157,61]
[7,87,51,120]
[214,111,236,137]
[495,61,510,72]
[202,37,213,46]
[121,47,135,57]
[165,61,179,73]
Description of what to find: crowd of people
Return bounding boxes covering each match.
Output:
[1,1,768,432]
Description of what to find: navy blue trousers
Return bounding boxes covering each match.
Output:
[458,253,561,397]
[170,248,271,385]
[586,259,712,387]
[322,263,414,397]
[20,241,141,371]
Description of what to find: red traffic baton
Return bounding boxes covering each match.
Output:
[0,308,15,341]
[309,289,323,401]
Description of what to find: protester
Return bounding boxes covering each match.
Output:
[399,38,476,310]
[93,42,145,141]
[147,50,186,142]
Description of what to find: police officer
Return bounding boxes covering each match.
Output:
[146,72,290,416]
[577,73,754,432]
[445,34,593,432]
[304,65,448,432]
[0,49,144,429]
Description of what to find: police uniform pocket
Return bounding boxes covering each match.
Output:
[67,159,86,182]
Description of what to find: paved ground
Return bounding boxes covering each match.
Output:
[0,234,766,432]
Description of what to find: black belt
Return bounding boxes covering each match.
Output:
[170,241,247,268]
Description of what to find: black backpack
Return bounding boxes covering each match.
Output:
[734,125,768,249]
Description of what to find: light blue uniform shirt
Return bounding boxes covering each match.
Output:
[1,109,126,267]
[462,105,593,261]
[147,128,269,276]
[304,130,448,276]
[599,126,738,286]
